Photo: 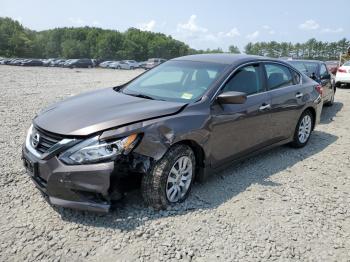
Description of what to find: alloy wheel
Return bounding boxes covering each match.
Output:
[298,115,312,143]
[166,156,193,203]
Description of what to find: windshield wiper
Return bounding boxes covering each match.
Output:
[126,93,155,100]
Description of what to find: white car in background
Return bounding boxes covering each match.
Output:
[107,61,121,69]
[119,60,139,70]
[335,61,350,87]
[99,61,115,68]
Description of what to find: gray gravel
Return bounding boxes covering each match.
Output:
[0,65,349,262]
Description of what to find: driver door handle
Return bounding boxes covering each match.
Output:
[259,103,271,111]
[296,93,303,99]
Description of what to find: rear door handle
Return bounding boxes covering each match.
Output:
[296,93,303,98]
[259,103,271,111]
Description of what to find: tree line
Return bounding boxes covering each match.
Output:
[244,38,349,60]
[0,17,348,61]
[0,17,196,60]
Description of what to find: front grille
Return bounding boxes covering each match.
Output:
[32,127,64,154]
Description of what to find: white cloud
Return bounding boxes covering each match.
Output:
[137,20,156,31]
[321,27,344,33]
[68,17,85,26]
[262,25,275,35]
[246,31,260,41]
[225,28,240,38]
[299,20,319,30]
[92,20,101,27]
[177,15,208,33]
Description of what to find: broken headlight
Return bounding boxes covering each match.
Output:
[59,134,138,165]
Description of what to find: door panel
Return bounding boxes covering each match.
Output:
[267,85,306,140]
[263,63,307,141]
[210,92,272,167]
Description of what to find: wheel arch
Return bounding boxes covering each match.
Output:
[171,139,206,173]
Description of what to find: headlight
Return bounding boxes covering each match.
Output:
[59,134,139,165]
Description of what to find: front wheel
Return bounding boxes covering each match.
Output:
[290,110,314,148]
[141,145,195,209]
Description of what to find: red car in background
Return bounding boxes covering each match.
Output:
[325,60,339,75]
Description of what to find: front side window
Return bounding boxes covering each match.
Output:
[264,63,293,90]
[121,60,227,102]
[223,64,264,95]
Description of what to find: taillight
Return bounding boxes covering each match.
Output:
[338,68,347,73]
[315,85,323,96]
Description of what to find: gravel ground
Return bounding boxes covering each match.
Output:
[0,65,349,262]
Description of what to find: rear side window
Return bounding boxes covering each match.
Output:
[264,63,294,90]
[223,64,264,95]
[320,64,328,78]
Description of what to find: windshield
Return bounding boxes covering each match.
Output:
[121,60,227,102]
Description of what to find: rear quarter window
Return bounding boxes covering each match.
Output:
[264,63,294,90]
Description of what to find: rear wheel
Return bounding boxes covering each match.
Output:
[141,145,195,209]
[324,88,335,106]
[290,110,314,148]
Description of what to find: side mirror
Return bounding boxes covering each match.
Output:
[321,74,331,80]
[217,91,247,104]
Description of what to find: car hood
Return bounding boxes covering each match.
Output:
[34,88,186,136]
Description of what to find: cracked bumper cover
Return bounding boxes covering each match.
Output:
[22,144,116,213]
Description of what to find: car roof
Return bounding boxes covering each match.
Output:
[285,59,324,64]
[172,53,281,65]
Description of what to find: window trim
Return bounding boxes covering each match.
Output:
[210,60,303,103]
[210,61,266,103]
[221,63,265,96]
[262,61,302,92]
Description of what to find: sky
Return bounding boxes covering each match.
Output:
[0,0,349,51]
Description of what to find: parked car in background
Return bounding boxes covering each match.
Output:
[121,60,139,69]
[50,59,66,67]
[99,61,115,68]
[21,59,43,66]
[22,54,323,212]
[286,59,335,106]
[43,58,55,67]
[325,60,339,75]
[63,59,94,68]
[108,61,121,69]
[335,61,350,87]
[144,58,166,69]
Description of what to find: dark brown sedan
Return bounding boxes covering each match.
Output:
[22,54,323,212]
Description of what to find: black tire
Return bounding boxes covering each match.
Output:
[290,109,314,148]
[141,144,196,209]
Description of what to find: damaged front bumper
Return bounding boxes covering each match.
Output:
[22,145,119,213]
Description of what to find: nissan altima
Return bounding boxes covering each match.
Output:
[22,54,323,212]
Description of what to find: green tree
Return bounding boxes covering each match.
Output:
[228,45,240,54]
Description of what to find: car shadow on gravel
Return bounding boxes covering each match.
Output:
[55,129,338,231]
[320,102,343,125]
